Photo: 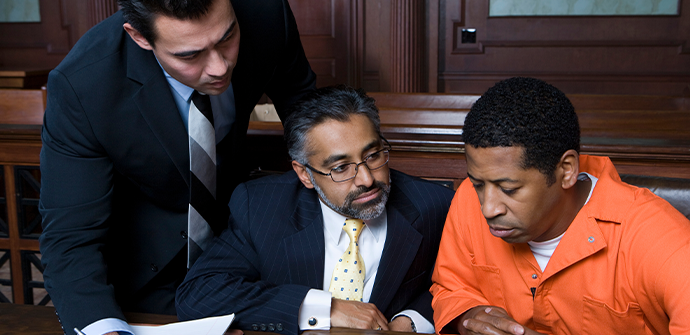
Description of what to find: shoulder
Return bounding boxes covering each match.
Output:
[231,171,304,202]
[391,169,455,196]
[390,169,455,211]
[54,11,128,77]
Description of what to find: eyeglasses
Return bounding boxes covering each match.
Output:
[305,143,391,183]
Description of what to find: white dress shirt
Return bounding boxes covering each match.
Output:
[298,200,435,333]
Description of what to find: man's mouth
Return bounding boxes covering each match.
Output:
[488,225,515,238]
[352,188,381,204]
[209,75,229,88]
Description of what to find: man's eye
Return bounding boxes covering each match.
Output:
[179,54,198,60]
[367,152,381,160]
[471,183,483,190]
[332,164,351,174]
[221,33,234,43]
[501,188,516,195]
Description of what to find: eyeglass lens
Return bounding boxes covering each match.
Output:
[331,150,389,182]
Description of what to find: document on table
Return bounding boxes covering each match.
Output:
[130,313,235,335]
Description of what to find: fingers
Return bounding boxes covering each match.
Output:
[375,307,389,330]
[331,299,389,330]
[461,307,524,335]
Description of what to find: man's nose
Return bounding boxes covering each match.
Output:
[353,163,375,188]
[206,50,228,77]
[481,187,506,219]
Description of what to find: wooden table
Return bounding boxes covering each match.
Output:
[0,303,413,335]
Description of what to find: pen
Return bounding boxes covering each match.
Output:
[74,327,86,335]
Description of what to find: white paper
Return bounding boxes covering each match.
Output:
[130,313,235,335]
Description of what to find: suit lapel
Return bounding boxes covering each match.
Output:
[126,37,190,186]
[370,187,422,312]
[283,187,326,289]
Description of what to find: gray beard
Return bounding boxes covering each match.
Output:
[308,171,391,220]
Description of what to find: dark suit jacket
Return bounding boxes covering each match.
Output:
[176,169,455,334]
[38,0,315,332]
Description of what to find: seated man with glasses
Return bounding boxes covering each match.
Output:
[176,85,455,334]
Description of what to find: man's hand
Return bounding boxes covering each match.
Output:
[388,316,414,332]
[331,298,389,330]
[457,306,543,335]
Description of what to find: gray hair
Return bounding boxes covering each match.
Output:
[283,85,382,165]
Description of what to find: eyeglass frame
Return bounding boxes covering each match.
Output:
[303,138,392,183]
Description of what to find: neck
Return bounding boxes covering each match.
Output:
[534,177,592,242]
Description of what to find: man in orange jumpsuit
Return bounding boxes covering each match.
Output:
[430,77,690,335]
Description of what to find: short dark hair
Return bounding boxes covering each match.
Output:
[284,85,382,165]
[118,0,215,47]
[463,77,580,185]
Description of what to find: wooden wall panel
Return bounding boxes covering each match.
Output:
[289,0,354,87]
[0,0,117,72]
[3,0,689,94]
[438,0,690,95]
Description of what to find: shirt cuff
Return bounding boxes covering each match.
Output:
[298,289,332,330]
[392,310,435,334]
[81,318,134,335]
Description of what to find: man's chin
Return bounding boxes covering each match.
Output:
[348,197,387,220]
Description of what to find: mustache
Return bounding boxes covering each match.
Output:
[345,180,388,203]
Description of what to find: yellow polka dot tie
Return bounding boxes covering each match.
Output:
[329,219,366,301]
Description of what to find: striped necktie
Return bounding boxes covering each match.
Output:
[187,90,216,268]
[329,219,366,301]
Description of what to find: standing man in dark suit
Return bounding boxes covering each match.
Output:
[38,0,315,334]
[177,85,455,334]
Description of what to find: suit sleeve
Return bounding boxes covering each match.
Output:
[176,183,312,334]
[430,181,491,334]
[38,69,124,331]
[264,0,317,120]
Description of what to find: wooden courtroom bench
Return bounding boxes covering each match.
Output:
[246,92,690,189]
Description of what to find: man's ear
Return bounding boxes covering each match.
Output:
[557,149,580,190]
[123,23,154,51]
[292,161,315,189]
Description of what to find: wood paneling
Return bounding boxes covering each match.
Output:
[438,0,690,95]
[1,0,689,95]
[0,0,117,71]
[289,0,354,87]
[390,0,426,92]
[245,93,690,189]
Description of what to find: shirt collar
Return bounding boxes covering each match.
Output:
[319,199,387,245]
[157,58,194,102]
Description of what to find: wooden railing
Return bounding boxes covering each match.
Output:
[0,88,45,305]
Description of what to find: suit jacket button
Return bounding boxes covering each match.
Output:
[260,324,267,331]
[252,324,259,331]
[276,323,283,331]
[268,323,275,331]
[180,231,187,239]
[150,263,158,272]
